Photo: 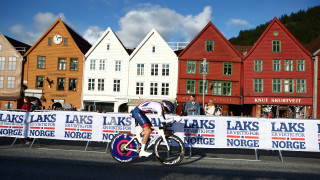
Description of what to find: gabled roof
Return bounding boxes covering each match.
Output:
[178,21,243,59]
[1,34,31,56]
[244,17,313,61]
[85,27,129,58]
[305,36,320,55]
[129,28,175,60]
[25,18,91,56]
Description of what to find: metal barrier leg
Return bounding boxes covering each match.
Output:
[30,138,36,149]
[11,137,18,147]
[254,149,259,160]
[85,141,90,151]
[278,150,284,162]
[106,142,109,153]
[189,146,192,158]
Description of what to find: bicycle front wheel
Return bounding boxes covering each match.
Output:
[154,135,185,166]
[110,133,139,163]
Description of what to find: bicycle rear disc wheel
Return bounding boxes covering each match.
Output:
[110,133,139,163]
[154,135,185,166]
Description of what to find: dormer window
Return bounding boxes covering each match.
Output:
[152,46,156,53]
[48,38,52,45]
[64,38,68,45]
[107,44,110,50]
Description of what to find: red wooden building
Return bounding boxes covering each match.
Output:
[177,22,243,116]
[243,17,313,118]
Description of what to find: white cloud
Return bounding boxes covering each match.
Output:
[116,5,212,48]
[83,26,104,44]
[226,18,252,29]
[9,12,67,45]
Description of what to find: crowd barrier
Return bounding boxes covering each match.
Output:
[1,110,320,154]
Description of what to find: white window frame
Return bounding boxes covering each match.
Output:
[137,64,144,76]
[98,79,104,91]
[161,83,169,96]
[90,60,96,70]
[115,60,121,71]
[113,79,120,92]
[150,82,158,95]
[99,60,105,70]
[8,57,17,71]
[88,78,95,91]
[151,64,158,76]
[136,82,144,95]
[0,57,5,70]
[7,76,15,88]
[0,77,3,88]
[162,64,169,76]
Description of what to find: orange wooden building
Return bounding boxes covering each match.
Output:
[24,18,91,109]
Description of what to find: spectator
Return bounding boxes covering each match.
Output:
[204,100,215,115]
[268,112,273,119]
[21,96,30,112]
[184,94,200,115]
[230,111,234,116]
[51,99,62,110]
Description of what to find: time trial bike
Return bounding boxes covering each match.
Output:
[110,119,185,166]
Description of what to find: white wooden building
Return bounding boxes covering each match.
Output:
[127,29,179,111]
[82,27,130,112]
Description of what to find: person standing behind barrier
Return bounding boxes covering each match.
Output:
[21,96,30,112]
[185,94,200,115]
[204,99,215,115]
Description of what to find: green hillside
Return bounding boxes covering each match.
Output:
[229,6,320,46]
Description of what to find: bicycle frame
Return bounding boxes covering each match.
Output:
[123,125,170,152]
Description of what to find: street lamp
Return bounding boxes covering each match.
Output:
[202,58,207,110]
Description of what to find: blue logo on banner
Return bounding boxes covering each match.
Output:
[184,119,215,129]
[103,116,131,126]
[66,115,93,124]
[0,113,24,123]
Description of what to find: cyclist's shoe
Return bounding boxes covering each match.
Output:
[139,150,152,157]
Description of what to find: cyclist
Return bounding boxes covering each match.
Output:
[131,100,175,157]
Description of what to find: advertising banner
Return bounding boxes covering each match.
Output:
[1,110,319,152]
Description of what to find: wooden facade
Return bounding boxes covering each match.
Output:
[243,17,313,118]
[0,33,30,109]
[24,18,91,109]
[177,22,243,116]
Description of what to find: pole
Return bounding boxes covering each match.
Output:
[203,58,206,110]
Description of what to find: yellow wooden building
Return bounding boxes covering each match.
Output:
[24,18,91,109]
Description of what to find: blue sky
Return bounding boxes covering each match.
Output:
[0,0,319,48]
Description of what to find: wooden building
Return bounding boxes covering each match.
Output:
[0,33,30,109]
[306,36,320,118]
[243,17,313,118]
[177,22,243,116]
[24,18,91,109]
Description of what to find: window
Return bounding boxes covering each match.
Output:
[0,57,5,70]
[187,61,196,74]
[212,81,232,96]
[151,64,158,76]
[7,77,15,88]
[113,79,120,92]
[58,58,66,70]
[161,83,169,95]
[37,56,45,69]
[48,38,52,45]
[222,82,232,96]
[90,60,96,70]
[137,64,144,76]
[88,79,95,91]
[223,62,232,76]
[199,80,208,94]
[272,78,282,93]
[272,40,281,53]
[296,79,306,93]
[206,41,214,52]
[107,44,110,50]
[0,45,2,51]
[186,80,196,94]
[254,60,263,72]
[212,81,222,95]
[273,60,281,72]
[8,57,16,71]
[199,61,209,75]
[57,78,65,90]
[162,64,169,76]
[69,78,77,91]
[297,60,305,72]
[285,60,293,72]
[152,46,156,53]
[253,78,263,93]
[98,79,104,91]
[70,58,78,71]
[36,76,44,89]
[150,83,158,95]
[0,77,3,88]
[99,60,105,70]
[64,38,68,45]
[115,61,121,71]
[136,82,144,95]
[284,79,294,93]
